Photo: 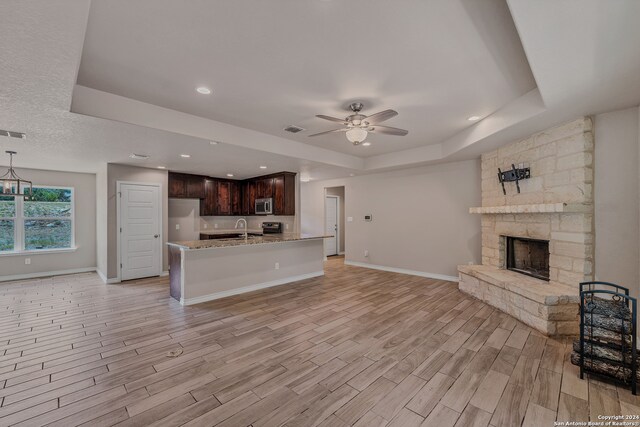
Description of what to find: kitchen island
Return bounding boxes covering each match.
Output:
[167,233,330,305]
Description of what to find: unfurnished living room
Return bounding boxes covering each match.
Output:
[1,1,640,426]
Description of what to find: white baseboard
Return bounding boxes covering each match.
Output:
[0,267,98,283]
[160,270,169,277]
[180,271,325,306]
[96,269,107,283]
[343,260,458,282]
[338,251,345,255]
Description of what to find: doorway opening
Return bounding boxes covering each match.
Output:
[324,186,345,258]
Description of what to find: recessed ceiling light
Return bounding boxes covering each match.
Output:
[259,166,267,169]
[196,86,211,95]
[129,153,150,160]
[226,173,234,177]
[467,116,481,121]
[210,141,219,145]
[361,142,371,147]
[157,166,166,169]
[180,154,191,158]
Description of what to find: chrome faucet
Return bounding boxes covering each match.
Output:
[235,218,248,238]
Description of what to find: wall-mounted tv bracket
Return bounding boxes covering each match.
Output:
[497,164,530,195]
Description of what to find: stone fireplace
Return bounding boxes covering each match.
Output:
[459,117,594,335]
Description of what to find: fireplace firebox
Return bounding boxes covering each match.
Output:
[505,236,550,281]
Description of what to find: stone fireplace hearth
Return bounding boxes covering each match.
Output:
[459,117,594,335]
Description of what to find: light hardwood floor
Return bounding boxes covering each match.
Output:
[0,257,636,426]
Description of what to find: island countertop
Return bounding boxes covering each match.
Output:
[167,233,332,250]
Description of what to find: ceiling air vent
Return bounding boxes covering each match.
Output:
[284,125,305,134]
[0,129,26,139]
[129,153,150,160]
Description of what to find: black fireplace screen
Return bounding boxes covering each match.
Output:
[506,236,550,281]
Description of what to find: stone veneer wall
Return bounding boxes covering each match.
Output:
[480,117,595,288]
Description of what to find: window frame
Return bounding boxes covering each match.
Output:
[0,185,76,256]
[0,196,17,253]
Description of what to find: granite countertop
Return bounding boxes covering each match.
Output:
[167,233,333,250]
[199,228,264,235]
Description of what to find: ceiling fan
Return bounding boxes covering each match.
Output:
[309,102,408,145]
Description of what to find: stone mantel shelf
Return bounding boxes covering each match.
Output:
[469,203,591,215]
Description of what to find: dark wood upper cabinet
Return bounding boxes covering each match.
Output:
[169,172,204,199]
[171,171,295,216]
[243,180,256,215]
[185,175,204,198]
[200,179,216,216]
[273,172,296,215]
[216,181,231,215]
[256,177,274,199]
[230,181,242,215]
[168,172,186,198]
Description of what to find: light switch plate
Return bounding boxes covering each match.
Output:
[175,224,180,230]
[347,217,353,222]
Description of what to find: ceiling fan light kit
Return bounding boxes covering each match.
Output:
[346,128,368,145]
[310,102,408,145]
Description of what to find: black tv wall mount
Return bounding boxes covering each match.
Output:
[498,164,530,195]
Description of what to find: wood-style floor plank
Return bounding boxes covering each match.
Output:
[0,258,631,426]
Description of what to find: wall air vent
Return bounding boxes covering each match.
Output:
[284,125,305,134]
[0,129,26,139]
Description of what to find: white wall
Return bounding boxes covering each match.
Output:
[0,167,96,280]
[301,159,482,278]
[594,107,640,296]
[106,164,169,279]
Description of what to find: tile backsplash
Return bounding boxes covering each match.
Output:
[168,198,297,242]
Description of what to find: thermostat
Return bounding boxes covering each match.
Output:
[364,214,373,222]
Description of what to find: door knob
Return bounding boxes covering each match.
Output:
[154,234,159,238]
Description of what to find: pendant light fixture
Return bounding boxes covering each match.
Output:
[0,151,32,198]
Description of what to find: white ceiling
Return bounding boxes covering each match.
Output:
[2,0,640,181]
[77,0,535,157]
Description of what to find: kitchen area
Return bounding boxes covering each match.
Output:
[166,171,330,305]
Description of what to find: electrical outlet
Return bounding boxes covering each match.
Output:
[364,250,369,257]
[275,262,280,270]
[203,223,208,229]
[175,224,180,230]
[24,258,31,265]
[214,223,218,229]
[347,217,353,222]
[285,224,289,230]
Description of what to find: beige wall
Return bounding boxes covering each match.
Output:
[325,186,345,253]
[301,159,482,278]
[594,107,640,295]
[106,164,169,279]
[0,167,96,280]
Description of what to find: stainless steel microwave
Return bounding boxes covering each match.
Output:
[255,198,273,215]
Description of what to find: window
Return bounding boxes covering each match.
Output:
[0,186,74,254]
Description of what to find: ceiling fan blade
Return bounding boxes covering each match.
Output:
[370,125,408,136]
[364,109,398,124]
[316,115,348,124]
[308,128,348,137]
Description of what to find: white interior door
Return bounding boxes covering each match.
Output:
[325,196,338,257]
[120,183,161,281]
